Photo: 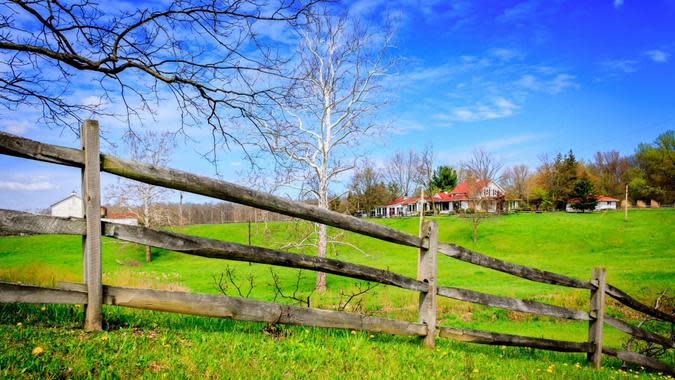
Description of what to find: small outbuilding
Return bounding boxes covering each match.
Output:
[49,192,83,218]
[566,195,619,212]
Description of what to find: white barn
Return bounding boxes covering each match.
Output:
[50,192,83,218]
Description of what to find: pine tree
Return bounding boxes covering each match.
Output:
[569,177,598,212]
[431,166,458,192]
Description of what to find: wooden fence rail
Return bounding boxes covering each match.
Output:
[0,131,422,248]
[1,208,673,351]
[1,280,672,375]
[0,126,673,375]
[1,130,670,323]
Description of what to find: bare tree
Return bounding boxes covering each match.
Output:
[0,0,317,149]
[462,148,503,183]
[384,149,420,197]
[501,164,530,201]
[250,10,392,292]
[589,150,630,198]
[107,130,175,262]
[463,175,488,243]
[416,145,434,194]
[462,149,502,242]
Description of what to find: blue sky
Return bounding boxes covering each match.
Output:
[1,0,674,210]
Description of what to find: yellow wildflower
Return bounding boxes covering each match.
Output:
[32,347,44,355]
[472,368,479,373]
[16,322,22,327]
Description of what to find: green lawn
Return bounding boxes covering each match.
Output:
[0,209,673,378]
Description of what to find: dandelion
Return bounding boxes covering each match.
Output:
[575,363,581,369]
[368,335,374,339]
[40,306,46,312]
[472,368,479,373]
[101,335,108,342]
[351,330,356,335]
[16,322,22,327]
[32,347,44,355]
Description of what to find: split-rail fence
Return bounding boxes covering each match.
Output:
[0,120,673,375]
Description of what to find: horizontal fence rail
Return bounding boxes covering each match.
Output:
[438,325,592,353]
[1,280,672,376]
[0,131,669,322]
[0,209,428,293]
[0,127,673,375]
[0,132,422,248]
[2,209,672,351]
[0,281,427,337]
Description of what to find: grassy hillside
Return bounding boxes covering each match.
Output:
[0,209,673,378]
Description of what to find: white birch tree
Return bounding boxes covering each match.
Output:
[254,10,392,291]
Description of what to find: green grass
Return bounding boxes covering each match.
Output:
[1,209,674,378]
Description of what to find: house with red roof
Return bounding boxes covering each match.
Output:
[565,196,619,212]
[432,179,508,214]
[373,179,511,217]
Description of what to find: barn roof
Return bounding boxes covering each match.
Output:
[49,192,81,209]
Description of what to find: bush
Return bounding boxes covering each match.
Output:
[424,210,434,216]
[465,208,475,214]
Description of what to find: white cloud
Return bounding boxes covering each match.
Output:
[516,73,578,94]
[1,120,31,135]
[613,0,624,9]
[644,49,670,63]
[497,0,540,23]
[600,59,638,74]
[439,96,518,122]
[489,48,523,61]
[0,179,59,191]
[479,133,547,151]
[435,133,548,165]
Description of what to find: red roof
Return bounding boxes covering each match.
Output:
[568,195,619,203]
[449,179,491,195]
[106,212,137,219]
[384,196,434,206]
[432,192,469,201]
[432,179,493,202]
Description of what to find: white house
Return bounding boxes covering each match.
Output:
[373,179,510,217]
[375,196,433,218]
[50,192,83,218]
[432,179,506,214]
[566,196,620,212]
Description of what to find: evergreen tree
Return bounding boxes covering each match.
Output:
[431,165,458,192]
[569,177,597,212]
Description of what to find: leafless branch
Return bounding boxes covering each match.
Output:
[269,268,313,307]
[213,265,255,298]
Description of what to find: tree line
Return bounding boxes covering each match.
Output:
[334,130,675,214]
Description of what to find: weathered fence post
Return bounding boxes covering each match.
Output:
[418,220,438,348]
[81,119,103,331]
[587,267,606,368]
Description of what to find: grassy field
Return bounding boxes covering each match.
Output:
[0,209,673,378]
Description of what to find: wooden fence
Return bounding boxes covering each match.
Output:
[0,121,672,375]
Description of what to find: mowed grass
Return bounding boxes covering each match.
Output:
[0,209,673,378]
